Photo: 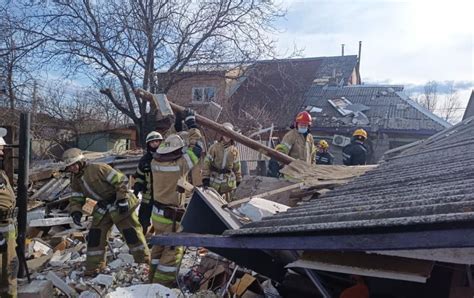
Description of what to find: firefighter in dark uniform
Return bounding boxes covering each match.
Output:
[0,127,18,298]
[133,131,163,234]
[315,140,334,165]
[342,129,368,166]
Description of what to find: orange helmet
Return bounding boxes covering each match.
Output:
[295,111,312,125]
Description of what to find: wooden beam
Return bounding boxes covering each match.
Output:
[135,88,295,165]
[287,251,434,283]
[151,228,474,251]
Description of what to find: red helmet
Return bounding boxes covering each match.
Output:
[295,111,312,125]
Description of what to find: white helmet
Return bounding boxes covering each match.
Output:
[177,131,190,146]
[156,134,185,154]
[146,131,163,144]
[222,122,234,130]
[62,148,85,168]
[0,127,6,146]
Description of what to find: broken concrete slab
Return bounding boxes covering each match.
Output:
[91,274,114,287]
[27,209,46,225]
[117,253,134,264]
[18,280,53,298]
[27,254,53,272]
[106,284,178,298]
[31,239,53,256]
[49,251,72,267]
[46,271,79,297]
[108,259,124,270]
[78,291,100,298]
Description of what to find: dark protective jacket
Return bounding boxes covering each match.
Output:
[133,151,154,204]
[342,140,368,165]
[315,151,334,165]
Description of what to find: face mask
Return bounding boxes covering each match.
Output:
[298,127,308,134]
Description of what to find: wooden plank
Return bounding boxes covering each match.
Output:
[369,248,474,265]
[280,160,376,183]
[151,228,474,251]
[29,169,55,182]
[287,251,434,283]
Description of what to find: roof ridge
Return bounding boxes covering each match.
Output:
[396,91,452,128]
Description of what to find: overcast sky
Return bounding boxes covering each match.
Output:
[274,0,473,107]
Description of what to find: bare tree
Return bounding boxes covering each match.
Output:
[416,80,438,112]
[0,4,47,110]
[440,82,462,123]
[37,81,129,153]
[14,0,283,145]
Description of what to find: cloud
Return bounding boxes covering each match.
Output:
[275,0,474,84]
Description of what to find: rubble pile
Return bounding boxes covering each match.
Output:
[22,223,152,297]
[19,149,302,297]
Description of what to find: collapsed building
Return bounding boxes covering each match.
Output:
[153,116,474,297]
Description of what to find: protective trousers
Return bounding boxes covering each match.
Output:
[86,208,150,274]
[0,222,18,298]
[149,206,184,287]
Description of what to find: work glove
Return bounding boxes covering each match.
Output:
[202,178,210,189]
[176,185,185,194]
[191,143,203,158]
[116,199,129,214]
[174,111,183,132]
[71,211,82,226]
[268,158,282,178]
[184,108,197,128]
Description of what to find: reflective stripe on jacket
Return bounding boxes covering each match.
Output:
[151,150,198,207]
[69,163,130,214]
[202,141,241,194]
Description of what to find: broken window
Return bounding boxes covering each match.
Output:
[192,87,216,102]
[328,97,353,116]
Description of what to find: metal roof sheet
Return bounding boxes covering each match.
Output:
[227,118,474,236]
[303,85,450,132]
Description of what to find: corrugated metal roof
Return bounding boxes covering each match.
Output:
[226,118,474,236]
[463,91,474,121]
[229,56,359,128]
[303,85,450,132]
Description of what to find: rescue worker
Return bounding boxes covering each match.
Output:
[269,111,316,177]
[202,123,242,202]
[0,128,18,298]
[342,129,368,166]
[315,140,334,165]
[150,134,199,286]
[62,148,150,276]
[174,108,205,186]
[133,131,163,234]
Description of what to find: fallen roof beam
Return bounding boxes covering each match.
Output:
[151,227,474,251]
